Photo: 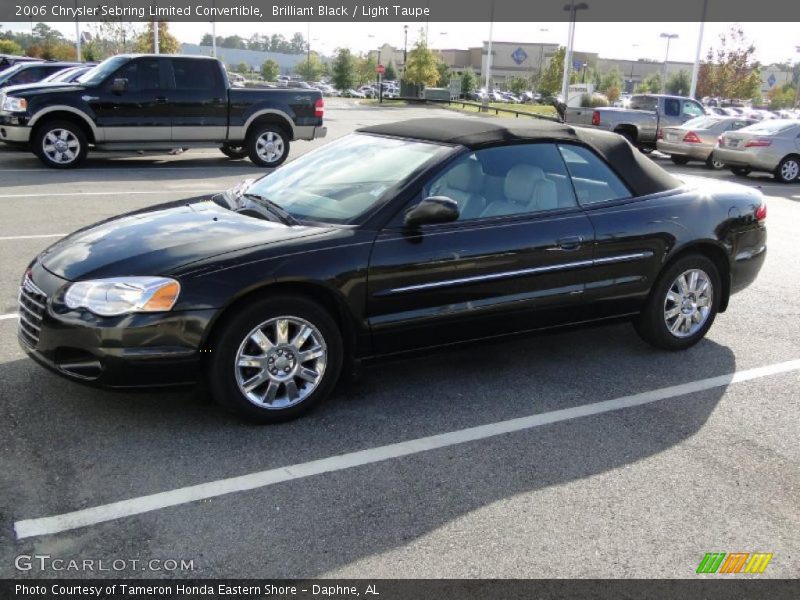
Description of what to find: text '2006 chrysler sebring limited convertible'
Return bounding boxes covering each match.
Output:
[18,118,767,422]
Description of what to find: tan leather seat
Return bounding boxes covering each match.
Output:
[481,164,558,217]
[434,160,487,219]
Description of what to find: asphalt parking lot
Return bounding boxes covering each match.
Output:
[0,98,798,579]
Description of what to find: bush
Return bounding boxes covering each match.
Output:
[580,93,610,108]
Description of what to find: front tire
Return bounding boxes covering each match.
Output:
[207,295,343,423]
[33,120,88,169]
[775,156,800,183]
[634,255,720,351]
[246,125,290,168]
[670,155,690,165]
[730,167,751,178]
[220,144,248,160]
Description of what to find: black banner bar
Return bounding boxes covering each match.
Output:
[3,0,800,23]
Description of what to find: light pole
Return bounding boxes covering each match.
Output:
[660,32,679,93]
[403,25,408,80]
[561,2,589,104]
[485,0,495,94]
[689,0,708,99]
[794,44,800,109]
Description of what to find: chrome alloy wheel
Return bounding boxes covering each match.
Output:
[42,129,80,164]
[663,269,713,338]
[234,316,327,409]
[255,131,285,164]
[780,158,799,182]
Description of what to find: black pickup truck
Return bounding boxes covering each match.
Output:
[0,54,326,168]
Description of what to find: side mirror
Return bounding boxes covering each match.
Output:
[110,78,128,94]
[404,196,460,228]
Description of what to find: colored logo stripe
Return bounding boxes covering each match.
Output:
[697,552,773,574]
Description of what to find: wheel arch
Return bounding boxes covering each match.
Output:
[661,241,732,312]
[29,108,97,144]
[244,110,294,140]
[613,124,638,144]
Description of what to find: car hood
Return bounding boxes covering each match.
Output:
[2,81,84,95]
[39,200,332,281]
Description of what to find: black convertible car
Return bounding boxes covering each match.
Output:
[18,118,767,422]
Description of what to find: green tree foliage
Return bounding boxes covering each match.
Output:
[538,46,565,95]
[295,52,324,82]
[331,48,357,91]
[666,69,691,95]
[134,22,180,54]
[636,72,662,94]
[696,26,761,101]
[460,67,477,94]
[0,39,23,55]
[260,59,280,81]
[200,31,308,55]
[767,83,797,109]
[236,62,250,74]
[507,76,528,95]
[356,54,377,86]
[599,67,623,96]
[436,62,451,87]
[404,35,439,87]
[384,62,397,80]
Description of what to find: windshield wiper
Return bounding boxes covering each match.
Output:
[241,192,299,226]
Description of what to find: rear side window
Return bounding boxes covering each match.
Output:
[172,59,220,91]
[664,98,680,117]
[558,145,631,205]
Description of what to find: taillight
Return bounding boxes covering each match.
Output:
[745,138,771,148]
[591,110,600,126]
[683,131,702,143]
[755,202,767,221]
[314,97,324,119]
[657,128,663,140]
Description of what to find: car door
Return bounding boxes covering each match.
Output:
[89,57,172,142]
[557,143,671,318]
[168,58,228,142]
[367,142,597,355]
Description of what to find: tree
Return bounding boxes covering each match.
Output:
[538,46,565,95]
[331,48,357,91]
[404,35,439,87]
[636,72,662,94]
[599,67,623,96]
[236,62,250,74]
[295,52,324,82]
[507,76,528,95]
[0,39,23,55]
[260,59,280,82]
[666,69,691,95]
[767,83,797,110]
[384,62,397,81]
[460,67,477,95]
[289,33,307,54]
[134,22,180,54]
[696,26,761,101]
[356,54,377,86]
[436,62,451,87]
[223,35,246,50]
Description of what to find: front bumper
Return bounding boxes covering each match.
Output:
[656,140,713,160]
[18,263,216,389]
[712,147,781,173]
[0,116,31,143]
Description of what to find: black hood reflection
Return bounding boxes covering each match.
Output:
[40,200,331,281]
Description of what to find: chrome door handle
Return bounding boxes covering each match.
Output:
[557,235,583,250]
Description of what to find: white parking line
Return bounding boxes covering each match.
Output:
[0,314,17,320]
[0,190,218,198]
[13,358,800,540]
[0,233,65,241]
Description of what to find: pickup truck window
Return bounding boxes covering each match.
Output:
[682,101,705,118]
[558,144,631,205]
[78,55,130,86]
[111,59,163,92]
[664,98,680,117]
[172,58,221,91]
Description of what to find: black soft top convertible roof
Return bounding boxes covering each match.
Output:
[357,118,681,197]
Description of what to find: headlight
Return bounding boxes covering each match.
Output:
[64,277,180,317]
[2,96,28,112]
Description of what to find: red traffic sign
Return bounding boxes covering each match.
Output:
[376,64,385,74]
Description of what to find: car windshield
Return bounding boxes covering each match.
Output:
[76,56,129,85]
[245,133,452,224]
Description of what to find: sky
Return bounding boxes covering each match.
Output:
[2,20,798,66]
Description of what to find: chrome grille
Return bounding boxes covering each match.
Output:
[18,275,47,348]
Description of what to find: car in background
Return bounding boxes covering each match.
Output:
[0,55,41,70]
[343,89,366,98]
[705,106,729,117]
[713,119,800,183]
[39,65,96,84]
[17,117,766,422]
[657,116,757,169]
[0,61,83,91]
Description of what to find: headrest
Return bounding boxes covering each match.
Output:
[446,160,483,192]
[504,164,544,203]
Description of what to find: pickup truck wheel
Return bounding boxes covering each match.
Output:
[220,144,248,160]
[670,155,690,165]
[247,125,289,167]
[33,120,87,169]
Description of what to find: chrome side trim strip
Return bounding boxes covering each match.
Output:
[379,252,653,296]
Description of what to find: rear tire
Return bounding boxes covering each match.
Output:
[33,120,88,169]
[246,124,290,168]
[774,156,800,183]
[670,155,690,165]
[634,254,721,351]
[220,144,248,160]
[730,167,751,178]
[207,295,343,423]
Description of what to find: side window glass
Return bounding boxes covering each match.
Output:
[110,61,139,92]
[172,59,218,91]
[664,98,680,117]
[682,101,704,118]
[558,144,631,205]
[137,59,162,91]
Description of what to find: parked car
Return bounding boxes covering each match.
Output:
[565,94,707,152]
[0,54,326,168]
[657,116,757,169]
[0,61,83,91]
[39,65,96,84]
[17,118,766,422]
[344,89,366,98]
[713,119,800,183]
[0,55,41,69]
